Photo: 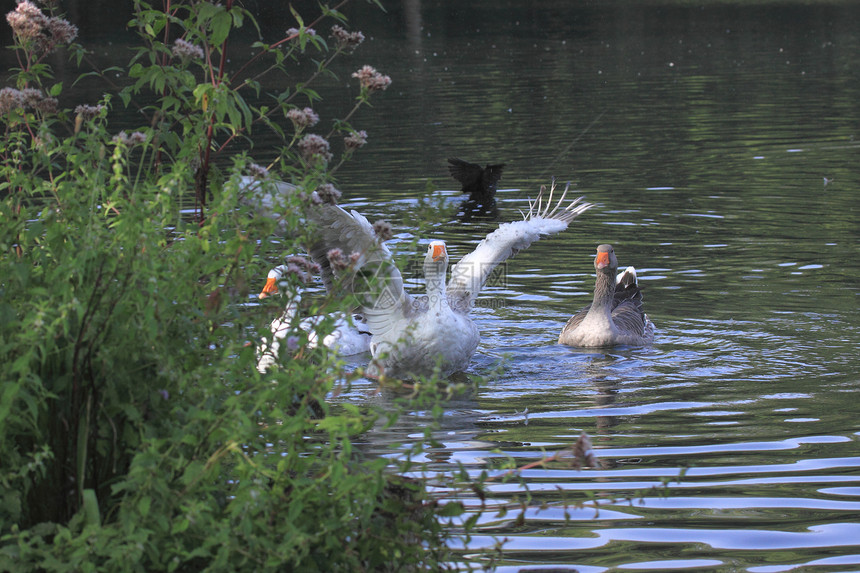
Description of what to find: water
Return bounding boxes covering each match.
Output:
[323,2,860,570]
[12,0,860,569]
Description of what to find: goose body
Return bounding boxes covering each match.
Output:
[306,179,592,379]
[558,244,655,347]
[365,241,479,377]
[256,264,371,373]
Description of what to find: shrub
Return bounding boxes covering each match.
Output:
[0,1,467,570]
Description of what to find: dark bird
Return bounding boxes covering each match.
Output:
[447,158,506,204]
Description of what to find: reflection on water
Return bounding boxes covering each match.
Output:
[21,0,860,569]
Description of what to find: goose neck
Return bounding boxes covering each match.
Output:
[424,262,448,309]
[591,270,616,311]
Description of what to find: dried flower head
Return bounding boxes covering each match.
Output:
[113,131,148,145]
[46,16,77,44]
[330,25,364,51]
[352,65,392,92]
[0,87,25,115]
[6,2,76,54]
[287,107,319,130]
[75,104,105,120]
[372,220,393,241]
[344,130,367,151]
[6,1,48,43]
[297,134,332,163]
[172,38,204,61]
[570,432,598,469]
[0,87,56,115]
[246,163,269,179]
[315,183,341,205]
[286,27,316,38]
[283,255,321,283]
[326,248,348,272]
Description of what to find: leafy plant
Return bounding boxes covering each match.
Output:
[0,1,476,571]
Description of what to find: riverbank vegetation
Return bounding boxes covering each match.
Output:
[0,1,476,570]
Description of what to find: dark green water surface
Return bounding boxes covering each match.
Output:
[326,2,860,570]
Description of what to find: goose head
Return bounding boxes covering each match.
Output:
[594,244,619,275]
[258,265,303,306]
[427,240,447,262]
[259,266,285,299]
[424,240,449,292]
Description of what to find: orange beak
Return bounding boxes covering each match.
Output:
[432,243,446,261]
[258,277,279,299]
[595,251,610,269]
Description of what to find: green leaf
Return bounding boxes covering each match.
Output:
[438,501,465,517]
[170,517,190,534]
[137,496,152,518]
[82,489,101,526]
[210,11,232,46]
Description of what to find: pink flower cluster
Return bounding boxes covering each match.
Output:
[286,27,316,39]
[0,86,57,115]
[287,107,319,130]
[330,25,364,51]
[344,130,367,151]
[298,134,332,163]
[283,255,321,284]
[314,183,342,205]
[112,131,148,145]
[74,104,105,120]
[326,249,360,272]
[246,163,269,178]
[172,38,204,61]
[352,65,392,92]
[6,1,77,54]
[372,220,393,241]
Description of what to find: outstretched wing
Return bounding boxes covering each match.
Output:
[447,158,484,194]
[447,179,593,312]
[448,158,506,197]
[237,176,301,235]
[306,203,416,338]
[482,163,506,191]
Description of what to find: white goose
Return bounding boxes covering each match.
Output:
[255,264,371,373]
[305,179,593,379]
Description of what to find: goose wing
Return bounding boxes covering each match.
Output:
[610,266,649,336]
[447,179,592,311]
[237,176,300,235]
[306,203,417,338]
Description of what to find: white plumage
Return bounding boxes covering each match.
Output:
[255,264,371,373]
[305,179,593,379]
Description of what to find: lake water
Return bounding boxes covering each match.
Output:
[12,0,860,570]
[321,1,860,570]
